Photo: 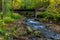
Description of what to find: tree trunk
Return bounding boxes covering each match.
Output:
[0,0,2,11]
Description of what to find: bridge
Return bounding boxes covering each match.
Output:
[11,7,46,18]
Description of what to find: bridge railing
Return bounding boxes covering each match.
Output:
[11,8,46,18]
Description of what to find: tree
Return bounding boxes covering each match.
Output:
[0,0,2,11]
[12,0,50,9]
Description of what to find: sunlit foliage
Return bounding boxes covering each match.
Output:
[13,0,22,9]
[12,0,49,9]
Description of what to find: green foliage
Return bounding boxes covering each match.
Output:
[13,0,22,9]
[6,1,11,11]
[46,0,60,14]
[0,20,7,27]
[3,17,14,23]
[38,11,60,23]
[56,14,60,18]
[3,12,23,23]
[4,12,12,17]
[11,13,22,19]
[13,0,49,9]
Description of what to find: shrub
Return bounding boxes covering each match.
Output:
[11,13,22,19]
[3,17,14,23]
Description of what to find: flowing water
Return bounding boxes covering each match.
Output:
[25,18,60,40]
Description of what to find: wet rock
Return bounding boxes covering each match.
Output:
[26,26,33,32]
[46,24,60,33]
[33,30,41,36]
[0,37,4,40]
[20,36,29,40]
